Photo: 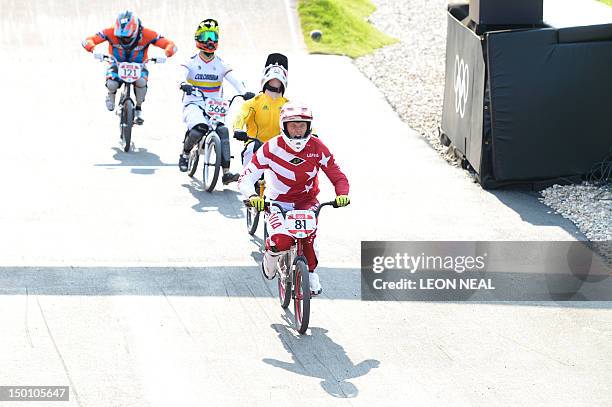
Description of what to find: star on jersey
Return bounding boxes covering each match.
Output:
[304,182,313,193]
[306,168,318,180]
[319,153,330,167]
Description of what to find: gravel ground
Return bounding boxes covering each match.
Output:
[540,183,612,241]
[354,0,457,163]
[354,0,611,243]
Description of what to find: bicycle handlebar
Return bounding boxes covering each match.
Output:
[243,200,346,218]
[94,53,165,64]
[183,87,246,107]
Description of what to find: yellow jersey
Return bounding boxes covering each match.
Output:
[233,92,289,143]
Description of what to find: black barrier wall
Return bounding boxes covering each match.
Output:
[487,26,612,183]
[441,5,612,188]
[441,8,486,173]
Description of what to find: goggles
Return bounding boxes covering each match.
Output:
[196,31,218,43]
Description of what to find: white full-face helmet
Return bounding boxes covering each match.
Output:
[261,63,288,94]
[280,101,313,152]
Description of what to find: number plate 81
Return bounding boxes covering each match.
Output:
[285,210,317,238]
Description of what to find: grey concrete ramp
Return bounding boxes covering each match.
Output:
[1,267,612,405]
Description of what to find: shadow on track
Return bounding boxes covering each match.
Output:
[181,180,244,219]
[263,323,380,398]
[94,147,174,175]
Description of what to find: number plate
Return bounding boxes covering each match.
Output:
[285,210,317,238]
[118,62,142,83]
[204,98,230,119]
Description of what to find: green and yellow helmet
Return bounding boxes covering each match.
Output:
[195,19,219,52]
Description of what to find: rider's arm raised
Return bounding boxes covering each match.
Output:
[142,28,177,57]
[81,27,112,52]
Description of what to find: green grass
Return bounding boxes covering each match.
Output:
[297,0,397,58]
[600,0,612,6]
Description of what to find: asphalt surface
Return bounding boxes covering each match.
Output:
[0,1,610,406]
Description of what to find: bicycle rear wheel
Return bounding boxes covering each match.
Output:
[202,132,221,192]
[293,258,310,334]
[246,207,260,235]
[278,253,292,309]
[121,99,134,152]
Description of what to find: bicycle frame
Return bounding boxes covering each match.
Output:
[183,87,246,190]
[185,88,245,150]
[93,53,165,151]
[244,199,345,333]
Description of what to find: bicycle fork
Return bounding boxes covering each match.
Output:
[277,246,296,286]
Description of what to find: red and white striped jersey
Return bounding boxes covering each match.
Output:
[238,135,349,204]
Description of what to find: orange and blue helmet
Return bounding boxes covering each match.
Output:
[114,11,141,48]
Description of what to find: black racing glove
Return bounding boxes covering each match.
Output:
[180,83,194,95]
[233,130,249,141]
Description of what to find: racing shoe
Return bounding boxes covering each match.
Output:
[105,92,116,111]
[261,253,278,280]
[178,152,189,172]
[222,172,240,185]
[309,272,322,296]
[134,107,144,125]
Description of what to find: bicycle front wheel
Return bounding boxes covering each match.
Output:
[187,147,199,177]
[278,253,292,309]
[202,132,221,192]
[293,258,310,334]
[121,99,134,152]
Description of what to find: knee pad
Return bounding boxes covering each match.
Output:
[106,80,120,93]
[184,125,207,151]
[193,123,209,134]
[134,83,147,104]
[216,125,231,167]
[216,125,229,139]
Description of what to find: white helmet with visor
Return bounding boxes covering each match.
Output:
[280,101,313,152]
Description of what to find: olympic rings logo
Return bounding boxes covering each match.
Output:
[453,55,469,119]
